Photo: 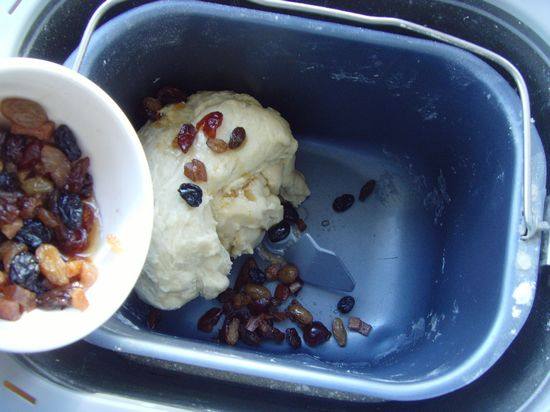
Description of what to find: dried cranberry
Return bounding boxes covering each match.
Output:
[348,317,373,337]
[359,180,376,201]
[206,138,228,153]
[174,124,197,153]
[248,267,266,284]
[0,171,20,192]
[156,86,186,106]
[57,192,83,229]
[196,111,223,139]
[267,220,290,242]
[274,284,290,301]
[53,125,82,161]
[332,194,355,212]
[142,97,162,121]
[178,183,202,207]
[197,307,223,332]
[286,328,302,349]
[65,157,90,195]
[184,159,207,182]
[55,225,88,255]
[8,251,40,293]
[228,127,246,149]
[302,321,332,347]
[337,296,355,314]
[14,219,52,250]
[18,140,43,169]
[2,133,26,164]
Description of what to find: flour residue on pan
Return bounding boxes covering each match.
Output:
[423,169,451,226]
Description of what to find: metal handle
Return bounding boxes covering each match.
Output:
[75,0,546,240]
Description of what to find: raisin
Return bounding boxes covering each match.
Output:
[36,243,68,286]
[277,264,299,284]
[8,251,40,293]
[11,121,54,141]
[359,180,376,201]
[178,183,202,207]
[287,301,313,325]
[52,125,81,161]
[18,140,43,169]
[196,111,223,139]
[221,316,240,346]
[0,298,21,321]
[0,171,20,192]
[337,296,355,314]
[37,207,60,228]
[82,203,95,232]
[274,284,290,301]
[348,317,373,337]
[248,267,266,284]
[42,145,71,188]
[296,219,307,232]
[14,219,52,250]
[206,138,228,153]
[332,194,355,212]
[248,297,271,315]
[332,317,347,347]
[244,283,271,300]
[197,307,223,332]
[228,127,246,149]
[0,198,19,225]
[55,225,88,255]
[174,124,197,153]
[36,286,72,310]
[303,321,332,347]
[288,280,303,294]
[57,192,83,230]
[142,97,162,121]
[286,327,302,349]
[271,311,288,322]
[267,220,290,242]
[217,287,235,304]
[1,98,47,129]
[235,257,257,291]
[282,200,299,223]
[80,173,93,198]
[21,176,54,196]
[232,292,252,309]
[265,263,281,281]
[184,159,207,182]
[257,321,285,342]
[156,86,186,106]
[239,323,261,346]
[65,157,90,195]
[2,134,26,164]
[3,284,36,311]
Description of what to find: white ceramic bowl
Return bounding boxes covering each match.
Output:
[0,57,153,353]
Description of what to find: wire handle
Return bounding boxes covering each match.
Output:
[75,0,546,239]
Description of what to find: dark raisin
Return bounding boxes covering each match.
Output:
[282,200,299,223]
[333,194,355,212]
[18,140,43,169]
[2,134,26,163]
[232,292,251,309]
[80,173,93,198]
[174,124,197,153]
[142,97,162,121]
[267,220,290,242]
[57,192,83,229]
[147,308,161,330]
[55,225,88,255]
[228,127,246,149]
[286,327,302,349]
[197,307,223,332]
[239,323,261,346]
[36,287,72,310]
[196,111,223,139]
[156,86,186,106]
[248,267,266,285]
[302,321,332,347]
[265,263,281,281]
[14,219,52,250]
[217,287,235,304]
[0,171,20,192]
[0,199,19,225]
[243,283,271,300]
[54,125,81,161]
[359,180,376,201]
[81,203,95,232]
[65,157,90,195]
[348,317,373,337]
[178,183,202,207]
[8,251,40,293]
[248,297,271,315]
[271,311,288,322]
[234,257,257,291]
[337,296,355,314]
[257,321,285,342]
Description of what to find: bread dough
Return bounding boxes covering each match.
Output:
[135,91,309,310]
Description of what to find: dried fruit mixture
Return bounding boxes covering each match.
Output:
[0,98,99,321]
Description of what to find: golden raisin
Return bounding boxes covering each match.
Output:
[35,243,68,286]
